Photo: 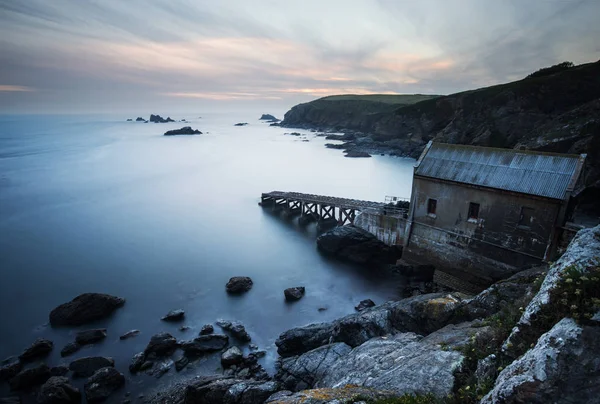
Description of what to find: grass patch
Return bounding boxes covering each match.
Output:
[370,394,439,404]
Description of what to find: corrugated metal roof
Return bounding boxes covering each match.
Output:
[415,142,585,200]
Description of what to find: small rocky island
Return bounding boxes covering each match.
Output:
[163,126,202,136]
[234,122,248,126]
[260,114,280,122]
[149,114,175,123]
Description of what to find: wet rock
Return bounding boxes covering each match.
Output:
[216,319,232,330]
[200,324,214,335]
[185,376,279,404]
[37,376,81,404]
[221,346,243,367]
[50,365,69,377]
[69,356,114,378]
[119,330,140,340]
[276,322,336,357]
[230,322,251,342]
[128,352,145,373]
[126,119,132,121]
[9,363,51,391]
[49,293,125,326]
[316,225,401,266]
[0,359,22,381]
[75,329,107,345]
[226,277,253,294]
[483,317,600,404]
[355,299,375,312]
[163,127,201,136]
[161,309,185,322]
[179,325,190,332]
[265,386,396,404]
[19,338,54,362]
[84,367,125,403]
[144,332,178,356]
[284,287,305,302]
[344,150,371,158]
[180,334,229,356]
[60,343,80,358]
[152,359,173,378]
[174,356,189,372]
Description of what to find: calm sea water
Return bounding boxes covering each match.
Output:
[0,110,414,399]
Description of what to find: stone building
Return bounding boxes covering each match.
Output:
[400,142,586,291]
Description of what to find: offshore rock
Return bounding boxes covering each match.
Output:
[344,150,371,158]
[234,122,248,126]
[284,287,305,302]
[19,338,54,362]
[84,367,125,403]
[37,376,81,404]
[69,356,114,378]
[49,293,125,326]
[75,329,107,345]
[163,127,201,136]
[128,352,145,373]
[9,363,51,391]
[149,114,174,123]
[265,386,397,404]
[482,317,600,404]
[260,114,279,121]
[226,277,253,294]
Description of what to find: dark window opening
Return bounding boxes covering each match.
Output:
[468,202,480,220]
[519,207,535,227]
[427,198,437,215]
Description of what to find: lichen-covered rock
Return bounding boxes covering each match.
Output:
[265,386,397,404]
[49,293,125,326]
[37,376,81,404]
[9,363,51,391]
[19,338,54,362]
[84,367,125,403]
[69,356,114,378]
[482,317,600,404]
[184,376,279,404]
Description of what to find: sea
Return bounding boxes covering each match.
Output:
[0,108,415,400]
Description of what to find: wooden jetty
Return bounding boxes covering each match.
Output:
[260,191,408,225]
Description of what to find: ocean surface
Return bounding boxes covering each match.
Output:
[0,110,414,399]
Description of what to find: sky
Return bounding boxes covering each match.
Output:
[0,0,599,114]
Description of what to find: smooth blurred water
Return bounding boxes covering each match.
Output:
[0,110,414,399]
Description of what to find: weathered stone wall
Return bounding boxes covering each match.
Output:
[354,210,407,246]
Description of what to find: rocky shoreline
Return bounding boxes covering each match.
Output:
[3,226,599,403]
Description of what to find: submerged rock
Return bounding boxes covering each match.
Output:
[163,127,201,136]
[60,342,81,357]
[161,309,185,322]
[37,376,81,404]
[19,338,53,362]
[69,356,114,378]
[226,277,253,294]
[9,363,51,391]
[355,299,376,312]
[84,367,125,403]
[119,330,140,340]
[49,293,125,326]
[50,365,69,377]
[284,287,305,302]
[75,329,107,345]
[216,319,232,330]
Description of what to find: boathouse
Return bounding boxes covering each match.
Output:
[401,142,587,290]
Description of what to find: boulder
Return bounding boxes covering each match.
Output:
[75,329,107,345]
[184,376,279,404]
[128,352,146,373]
[482,317,600,404]
[19,338,53,362]
[161,309,185,322]
[216,319,232,330]
[226,277,253,294]
[163,127,202,136]
[37,376,81,404]
[144,332,178,356]
[69,357,114,378]
[284,287,305,302]
[265,386,396,404]
[174,355,189,372]
[221,346,243,367]
[316,225,401,265]
[49,293,125,326]
[200,324,214,335]
[180,334,229,356]
[60,343,80,357]
[0,359,22,381]
[355,299,375,312]
[119,330,140,340]
[276,323,336,357]
[84,367,125,403]
[230,322,251,342]
[9,363,51,391]
[344,150,371,158]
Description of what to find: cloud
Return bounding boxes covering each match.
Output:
[0,85,35,92]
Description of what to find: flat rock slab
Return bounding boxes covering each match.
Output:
[60,342,81,357]
[49,293,125,326]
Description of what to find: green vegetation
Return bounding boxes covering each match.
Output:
[527,61,574,79]
[319,94,440,105]
[370,394,439,404]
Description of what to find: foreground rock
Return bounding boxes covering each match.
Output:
[221,346,243,367]
[284,287,305,302]
[49,293,125,326]
[19,338,53,362]
[163,127,202,136]
[84,367,125,403]
[161,309,185,322]
[9,363,51,390]
[230,322,251,342]
[69,356,114,378]
[75,329,107,345]
[226,276,253,294]
[0,359,22,381]
[265,386,397,404]
[316,225,402,266]
[355,299,375,311]
[37,376,81,404]
[185,376,279,404]
[482,317,600,404]
[180,334,229,356]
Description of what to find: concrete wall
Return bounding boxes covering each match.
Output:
[354,210,407,246]
[403,176,562,281]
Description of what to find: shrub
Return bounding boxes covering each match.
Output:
[526,61,574,79]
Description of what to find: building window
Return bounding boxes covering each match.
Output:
[427,198,437,216]
[468,202,480,220]
[519,207,535,227]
